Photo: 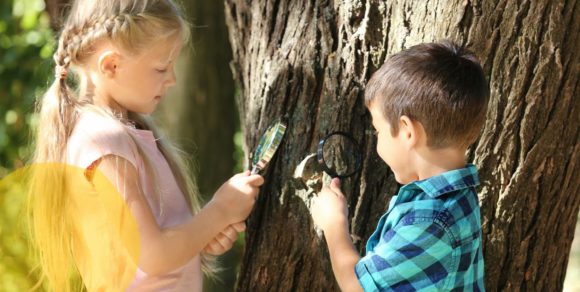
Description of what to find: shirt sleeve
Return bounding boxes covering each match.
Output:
[355,220,456,291]
[67,113,140,172]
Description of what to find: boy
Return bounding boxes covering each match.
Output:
[311,41,489,291]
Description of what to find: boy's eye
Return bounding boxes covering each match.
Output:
[156,68,168,73]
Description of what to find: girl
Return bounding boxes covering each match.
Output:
[28,0,263,291]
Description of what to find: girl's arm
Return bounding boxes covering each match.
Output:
[95,155,263,276]
[204,222,246,255]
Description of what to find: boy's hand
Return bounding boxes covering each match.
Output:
[204,222,246,255]
[311,178,349,232]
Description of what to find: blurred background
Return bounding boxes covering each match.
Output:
[0,0,578,291]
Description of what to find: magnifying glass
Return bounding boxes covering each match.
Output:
[251,119,287,174]
[316,131,362,179]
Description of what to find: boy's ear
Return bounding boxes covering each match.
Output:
[97,51,119,78]
[399,115,421,148]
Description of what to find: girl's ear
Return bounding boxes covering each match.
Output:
[399,115,423,148]
[98,51,119,78]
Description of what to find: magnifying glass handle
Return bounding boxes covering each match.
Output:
[250,165,260,175]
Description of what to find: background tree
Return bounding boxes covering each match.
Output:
[44,0,69,30]
[154,1,240,290]
[154,0,238,200]
[223,0,580,291]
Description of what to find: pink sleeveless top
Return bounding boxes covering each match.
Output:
[66,110,202,291]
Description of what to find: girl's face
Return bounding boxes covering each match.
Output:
[98,36,183,115]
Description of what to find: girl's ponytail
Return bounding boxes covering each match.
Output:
[28,30,83,292]
[34,30,78,163]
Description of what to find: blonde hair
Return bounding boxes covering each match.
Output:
[28,1,215,291]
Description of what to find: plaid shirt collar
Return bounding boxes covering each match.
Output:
[399,164,480,199]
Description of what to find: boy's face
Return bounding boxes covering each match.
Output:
[369,103,413,184]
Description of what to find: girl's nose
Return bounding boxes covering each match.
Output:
[166,67,177,87]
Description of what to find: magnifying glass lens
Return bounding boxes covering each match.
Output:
[251,120,287,174]
[252,133,268,166]
[322,134,360,177]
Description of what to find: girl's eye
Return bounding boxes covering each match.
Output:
[156,68,168,73]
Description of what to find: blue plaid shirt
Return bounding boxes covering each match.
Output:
[355,164,485,291]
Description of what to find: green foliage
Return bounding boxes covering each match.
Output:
[0,169,41,291]
[0,0,55,177]
[1,0,55,290]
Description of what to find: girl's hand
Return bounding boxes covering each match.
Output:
[311,178,349,232]
[204,222,246,255]
[211,171,264,224]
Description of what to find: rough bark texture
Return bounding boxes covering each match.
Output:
[224,0,579,291]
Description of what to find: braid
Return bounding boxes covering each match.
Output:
[103,13,133,36]
[56,17,110,66]
[54,9,171,71]
[47,13,140,145]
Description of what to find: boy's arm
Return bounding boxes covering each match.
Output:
[323,220,363,292]
[312,178,363,292]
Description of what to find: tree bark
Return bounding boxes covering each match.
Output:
[224,0,580,291]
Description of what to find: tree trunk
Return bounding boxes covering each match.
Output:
[224,0,580,291]
[44,0,71,31]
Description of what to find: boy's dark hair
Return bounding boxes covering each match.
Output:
[365,40,489,148]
